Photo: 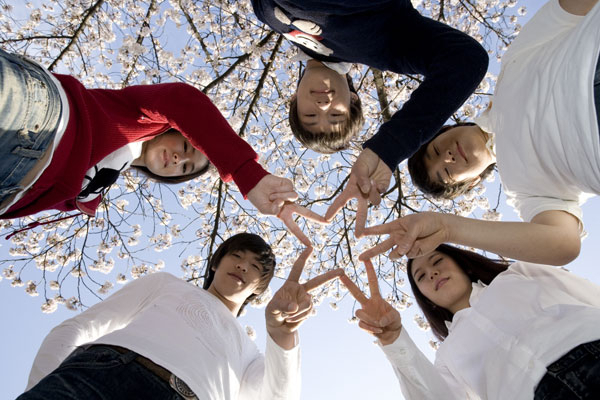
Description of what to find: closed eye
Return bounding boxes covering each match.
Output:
[433,257,442,265]
[444,168,452,181]
[433,145,440,156]
[417,273,425,282]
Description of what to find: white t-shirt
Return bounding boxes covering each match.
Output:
[26,272,301,400]
[476,0,600,223]
[381,262,600,400]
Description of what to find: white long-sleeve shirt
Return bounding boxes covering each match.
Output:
[26,272,301,400]
[381,262,600,400]
[476,0,600,224]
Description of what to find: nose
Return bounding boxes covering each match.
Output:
[316,99,330,110]
[236,261,248,273]
[443,150,455,163]
[428,270,439,280]
[171,152,190,165]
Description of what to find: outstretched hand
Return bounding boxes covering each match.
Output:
[341,259,402,345]
[247,174,298,216]
[277,202,328,247]
[324,148,392,223]
[266,247,343,349]
[358,212,449,261]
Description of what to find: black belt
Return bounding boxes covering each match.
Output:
[90,344,197,399]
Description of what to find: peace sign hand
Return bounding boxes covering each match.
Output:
[266,247,343,349]
[324,148,392,223]
[277,202,329,247]
[341,259,402,346]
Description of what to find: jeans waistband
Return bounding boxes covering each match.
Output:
[546,339,600,374]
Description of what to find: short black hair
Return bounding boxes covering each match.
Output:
[407,122,495,199]
[289,74,364,154]
[407,244,508,341]
[202,233,276,316]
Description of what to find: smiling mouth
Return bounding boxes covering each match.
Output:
[456,142,468,163]
[228,273,245,284]
[436,277,449,291]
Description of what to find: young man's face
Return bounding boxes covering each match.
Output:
[207,250,265,307]
[424,125,494,186]
[140,131,208,177]
[295,60,356,134]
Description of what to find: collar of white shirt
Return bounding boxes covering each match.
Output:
[291,49,352,75]
[445,280,487,333]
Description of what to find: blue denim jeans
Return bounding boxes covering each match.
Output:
[534,339,600,399]
[17,345,184,400]
[0,48,62,204]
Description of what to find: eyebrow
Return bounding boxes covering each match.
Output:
[412,253,437,279]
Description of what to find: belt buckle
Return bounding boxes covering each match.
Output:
[169,374,197,400]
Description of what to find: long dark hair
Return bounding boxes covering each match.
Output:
[202,233,276,316]
[407,244,509,341]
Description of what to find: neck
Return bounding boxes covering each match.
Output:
[206,285,241,316]
[478,127,496,163]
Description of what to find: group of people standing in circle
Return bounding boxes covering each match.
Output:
[6,0,600,399]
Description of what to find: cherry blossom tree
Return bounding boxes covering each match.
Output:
[0,0,522,338]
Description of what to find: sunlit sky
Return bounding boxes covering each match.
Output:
[2,1,598,399]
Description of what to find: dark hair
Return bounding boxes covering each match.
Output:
[406,244,509,341]
[407,122,496,199]
[289,74,364,154]
[131,163,210,184]
[131,128,211,184]
[202,233,276,316]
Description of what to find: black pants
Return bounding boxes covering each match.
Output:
[534,339,600,400]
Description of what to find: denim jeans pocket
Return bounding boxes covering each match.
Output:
[0,49,62,201]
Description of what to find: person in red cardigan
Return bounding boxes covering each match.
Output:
[0,49,296,220]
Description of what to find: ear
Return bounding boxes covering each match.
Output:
[350,92,359,102]
[291,93,297,102]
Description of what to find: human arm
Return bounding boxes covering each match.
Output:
[359,210,581,266]
[342,259,469,399]
[362,9,489,171]
[26,272,170,389]
[559,0,598,15]
[123,82,297,214]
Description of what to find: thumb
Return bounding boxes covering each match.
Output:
[355,174,371,195]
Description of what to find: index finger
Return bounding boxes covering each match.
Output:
[354,194,368,238]
[287,246,313,283]
[363,259,380,297]
[361,220,400,236]
[324,185,354,222]
[280,214,312,247]
[303,268,343,292]
[339,274,369,305]
[287,203,328,225]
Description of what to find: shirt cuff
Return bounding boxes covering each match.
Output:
[231,159,269,198]
[379,328,420,366]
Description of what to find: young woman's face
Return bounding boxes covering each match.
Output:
[424,125,494,186]
[207,250,265,309]
[141,131,208,177]
[411,251,473,314]
[295,60,356,134]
